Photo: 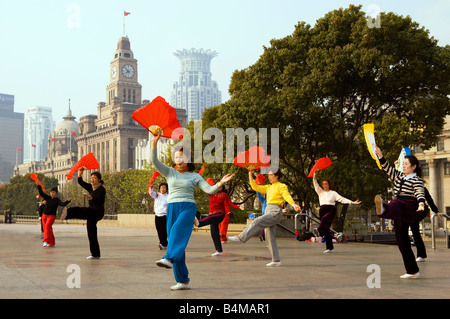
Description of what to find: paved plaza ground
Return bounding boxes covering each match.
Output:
[0,222,449,314]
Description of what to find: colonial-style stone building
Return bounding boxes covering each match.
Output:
[75,36,149,172]
[415,115,450,216]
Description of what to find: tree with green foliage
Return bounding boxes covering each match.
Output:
[198,5,450,230]
[0,173,59,215]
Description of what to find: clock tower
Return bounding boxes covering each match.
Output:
[77,36,149,172]
[107,36,142,106]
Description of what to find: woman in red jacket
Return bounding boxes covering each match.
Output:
[195,179,243,255]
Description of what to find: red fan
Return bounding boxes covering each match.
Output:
[131,96,183,140]
[206,177,215,186]
[149,171,160,186]
[198,164,206,176]
[255,174,265,185]
[30,173,46,192]
[147,171,161,195]
[66,153,100,180]
[307,157,333,177]
[233,146,271,171]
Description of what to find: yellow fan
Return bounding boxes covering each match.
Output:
[364,123,381,169]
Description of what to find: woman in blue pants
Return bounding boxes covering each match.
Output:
[151,133,234,290]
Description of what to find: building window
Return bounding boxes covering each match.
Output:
[437,140,444,151]
[445,162,450,175]
[123,88,126,102]
[421,164,429,176]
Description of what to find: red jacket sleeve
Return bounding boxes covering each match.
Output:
[225,195,240,210]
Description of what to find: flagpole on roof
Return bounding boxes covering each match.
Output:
[123,11,130,36]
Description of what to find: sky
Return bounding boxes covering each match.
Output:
[0,0,449,124]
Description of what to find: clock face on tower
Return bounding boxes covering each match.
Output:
[111,65,117,79]
[122,64,135,78]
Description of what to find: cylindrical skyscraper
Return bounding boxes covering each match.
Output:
[170,48,222,122]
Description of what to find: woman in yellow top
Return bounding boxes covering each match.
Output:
[229,169,301,266]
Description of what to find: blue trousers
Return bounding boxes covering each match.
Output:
[164,202,197,283]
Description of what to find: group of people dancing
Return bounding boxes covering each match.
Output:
[33,131,438,290]
[35,167,106,259]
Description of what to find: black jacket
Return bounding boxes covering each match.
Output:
[37,186,71,216]
[78,177,106,210]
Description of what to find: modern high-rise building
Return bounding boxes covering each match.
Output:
[23,106,55,163]
[0,93,24,183]
[170,48,222,122]
[15,105,79,190]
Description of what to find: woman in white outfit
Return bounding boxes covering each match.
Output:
[313,170,361,253]
[149,182,169,250]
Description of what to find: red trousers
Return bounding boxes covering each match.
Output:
[42,214,56,245]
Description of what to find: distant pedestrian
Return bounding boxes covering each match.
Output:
[3,209,12,224]
[411,187,439,262]
[37,200,46,239]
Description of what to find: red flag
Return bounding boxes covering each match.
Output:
[71,132,77,136]
[51,138,56,142]
[124,11,130,16]
[31,144,36,148]
[17,148,22,152]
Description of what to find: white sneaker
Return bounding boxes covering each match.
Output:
[416,257,426,262]
[374,195,384,216]
[43,242,48,247]
[156,258,172,269]
[170,282,190,290]
[400,272,419,279]
[211,252,223,256]
[228,235,241,242]
[266,261,282,267]
[86,256,100,260]
[323,249,333,253]
[194,217,199,227]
